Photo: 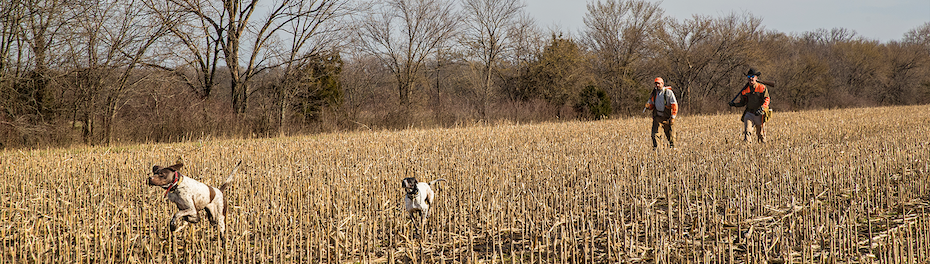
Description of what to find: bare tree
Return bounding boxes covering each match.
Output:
[15,0,75,118]
[142,0,223,99]
[338,53,386,127]
[582,0,663,114]
[59,0,168,144]
[653,13,765,111]
[778,49,832,108]
[460,0,524,119]
[800,28,859,45]
[150,0,350,116]
[355,0,459,110]
[904,23,930,48]
[505,13,542,65]
[0,0,23,77]
[878,41,927,104]
[0,0,77,147]
[904,22,930,102]
[274,0,351,133]
[0,0,25,140]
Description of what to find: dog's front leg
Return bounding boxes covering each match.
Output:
[169,214,190,232]
[179,196,201,223]
[170,197,200,231]
[419,208,429,236]
[408,210,423,238]
[170,211,198,231]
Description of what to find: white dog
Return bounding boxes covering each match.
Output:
[147,161,240,240]
[401,177,446,231]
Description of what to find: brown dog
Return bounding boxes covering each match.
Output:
[147,161,240,239]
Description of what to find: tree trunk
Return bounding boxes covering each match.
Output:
[81,111,93,145]
[231,78,248,115]
[398,75,411,108]
[104,96,117,145]
[279,90,289,137]
[482,63,493,119]
[225,0,245,115]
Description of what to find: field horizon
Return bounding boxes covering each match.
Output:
[3,104,929,263]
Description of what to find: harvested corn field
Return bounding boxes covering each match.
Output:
[2,105,929,263]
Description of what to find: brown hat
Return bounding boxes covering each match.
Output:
[747,68,761,77]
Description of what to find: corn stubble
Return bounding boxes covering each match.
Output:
[2,105,929,263]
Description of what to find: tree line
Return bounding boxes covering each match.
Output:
[1,0,928,149]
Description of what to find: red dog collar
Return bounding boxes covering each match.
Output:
[163,171,181,198]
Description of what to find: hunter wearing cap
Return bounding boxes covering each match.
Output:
[644,77,679,149]
[728,68,770,143]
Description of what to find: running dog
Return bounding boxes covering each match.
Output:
[147,161,240,239]
[401,177,446,231]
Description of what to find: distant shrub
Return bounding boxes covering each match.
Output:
[575,85,612,120]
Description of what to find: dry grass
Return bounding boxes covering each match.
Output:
[2,105,929,263]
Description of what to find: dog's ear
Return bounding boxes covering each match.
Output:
[401,177,416,189]
[152,165,163,174]
[168,163,183,172]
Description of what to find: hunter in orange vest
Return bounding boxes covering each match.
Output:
[728,68,770,143]
[644,77,679,149]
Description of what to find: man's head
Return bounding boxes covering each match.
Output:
[654,77,664,89]
[747,68,760,83]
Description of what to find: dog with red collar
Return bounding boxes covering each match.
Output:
[147,161,240,240]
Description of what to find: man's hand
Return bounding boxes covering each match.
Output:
[669,118,675,125]
[728,101,735,107]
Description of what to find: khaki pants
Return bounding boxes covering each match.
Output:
[742,112,765,143]
[652,116,674,148]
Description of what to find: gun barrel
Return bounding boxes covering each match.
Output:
[758,80,776,87]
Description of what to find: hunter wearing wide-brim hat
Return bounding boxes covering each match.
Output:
[729,68,770,143]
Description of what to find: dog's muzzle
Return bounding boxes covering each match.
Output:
[147,177,166,187]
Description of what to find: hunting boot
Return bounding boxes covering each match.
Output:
[757,129,766,143]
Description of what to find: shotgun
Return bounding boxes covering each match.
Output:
[758,80,776,88]
[729,80,776,106]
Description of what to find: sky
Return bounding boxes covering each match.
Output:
[525,0,930,42]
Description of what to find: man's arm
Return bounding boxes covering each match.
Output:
[730,92,747,107]
[761,87,770,109]
[729,84,748,107]
[645,91,656,110]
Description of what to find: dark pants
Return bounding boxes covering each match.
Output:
[652,116,674,148]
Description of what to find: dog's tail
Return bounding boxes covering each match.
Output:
[220,160,242,192]
[429,178,447,186]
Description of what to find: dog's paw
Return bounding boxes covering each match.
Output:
[183,215,200,223]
